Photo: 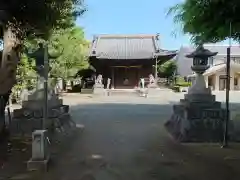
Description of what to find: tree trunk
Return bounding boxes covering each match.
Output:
[70,81,74,89]
[62,80,67,91]
[0,26,21,133]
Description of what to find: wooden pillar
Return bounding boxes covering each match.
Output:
[237,75,240,91]
[215,74,219,91]
[111,67,115,89]
[137,67,140,87]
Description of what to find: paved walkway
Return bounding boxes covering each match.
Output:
[35,93,240,180]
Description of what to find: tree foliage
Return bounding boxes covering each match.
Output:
[0,0,86,132]
[0,0,86,39]
[168,0,240,44]
[158,60,177,79]
[49,27,89,81]
[0,0,86,93]
[12,53,36,101]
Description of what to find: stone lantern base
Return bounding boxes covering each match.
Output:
[165,92,226,142]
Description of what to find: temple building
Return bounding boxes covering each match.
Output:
[89,34,177,89]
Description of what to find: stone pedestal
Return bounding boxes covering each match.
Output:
[165,92,225,142]
[93,84,105,95]
[11,85,75,136]
[165,74,226,142]
[146,82,161,96]
[27,130,50,171]
[22,88,62,110]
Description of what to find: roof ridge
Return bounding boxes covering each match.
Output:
[94,34,158,39]
[204,44,240,47]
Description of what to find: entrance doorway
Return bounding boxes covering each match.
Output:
[219,75,226,91]
[112,66,140,89]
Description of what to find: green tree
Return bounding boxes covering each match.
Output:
[0,0,86,132]
[167,0,240,44]
[158,60,177,80]
[12,54,37,102]
[49,27,89,83]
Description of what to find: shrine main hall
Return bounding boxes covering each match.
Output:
[89,34,177,89]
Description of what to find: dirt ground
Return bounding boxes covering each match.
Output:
[1,95,240,180]
[39,100,240,180]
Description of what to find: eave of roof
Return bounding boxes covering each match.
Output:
[89,34,177,60]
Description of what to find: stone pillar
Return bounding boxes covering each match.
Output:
[111,67,115,89]
[215,75,219,91]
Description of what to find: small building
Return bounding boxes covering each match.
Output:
[89,34,177,89]
[176,44,240,91]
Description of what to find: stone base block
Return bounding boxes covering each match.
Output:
[184,93,216,102]
[93,87,105,95]
[146,88,168,97]
[81,88,93,94]
[138,88,147,97]
[22,99,63,110]
[10,104,72,136]
[148,84,159,89]
[27,156,50,171]
[165,99,226,142]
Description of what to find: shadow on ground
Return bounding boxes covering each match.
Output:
[1,100,240,180]
[35,102,240,180]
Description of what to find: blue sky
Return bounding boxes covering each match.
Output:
[76,0,232,50]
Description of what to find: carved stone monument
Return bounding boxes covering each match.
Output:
[11,43,75,136]
[93,74,105,95]
[165,45,226,142]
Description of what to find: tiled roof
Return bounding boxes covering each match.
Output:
[89,34,177,60]
[176,44,240,76]
[204,44,240,55]
[204,62,240,76]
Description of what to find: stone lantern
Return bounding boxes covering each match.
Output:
[165,44,227,142]
[186,44,217,95]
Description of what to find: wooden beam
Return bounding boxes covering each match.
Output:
[111,65,142,68]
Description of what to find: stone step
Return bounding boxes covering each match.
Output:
[108,89,139,96]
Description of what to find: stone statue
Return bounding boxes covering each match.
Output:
[93,74,104,95]
[107,78,111,89]
[140,78,145,89]
[95,74,103,85]
[149,74,155,85]
[147,74,159,89]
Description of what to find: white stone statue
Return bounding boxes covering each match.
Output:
[95,74,103,85]
[140,78,145,89]
[107,78,111,89]
[149,74,155,84]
